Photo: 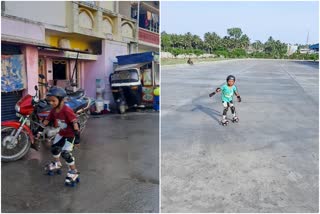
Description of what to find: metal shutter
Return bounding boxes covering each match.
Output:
[1,44,23,121]
[1,91,23,121]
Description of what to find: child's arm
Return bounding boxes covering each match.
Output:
[73,121,79,132]
[43,109,54,126]
[209,87,221,97]
[73,121,80,145]
[234,91,241,102]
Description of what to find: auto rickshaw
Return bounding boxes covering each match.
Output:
[110,52,159,114]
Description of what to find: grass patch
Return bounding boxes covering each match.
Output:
[161,57,229,65]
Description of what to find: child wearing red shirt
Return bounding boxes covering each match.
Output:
[43,87,80,186]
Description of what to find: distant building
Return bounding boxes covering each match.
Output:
[299,48,310,54]
[309,43,319,53]
[287,44,298,55]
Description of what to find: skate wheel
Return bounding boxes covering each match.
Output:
[76,177,80,183]
[56,169,61,175]
[47,171,54,176]
[65,182,69,186]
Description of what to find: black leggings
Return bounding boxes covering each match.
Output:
[222,101,236,115]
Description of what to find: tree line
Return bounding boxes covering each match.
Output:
[161,28,318,60]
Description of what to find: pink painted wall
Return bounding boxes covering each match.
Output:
[45,58,53,81]
[22,46,39,95]
[83,40,128,102]
[1,17,45,43]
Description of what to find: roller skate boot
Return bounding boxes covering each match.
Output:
[221,119,229,126]
[65,170,80,187]
[45,161,62,176]
[232,116,239,123]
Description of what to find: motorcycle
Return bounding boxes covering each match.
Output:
[1,75,91,162]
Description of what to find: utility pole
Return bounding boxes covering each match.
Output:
[136,1,140,53]
[306,31,309,55]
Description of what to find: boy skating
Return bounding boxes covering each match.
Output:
[42,87,81,186]
[209,75,242,126]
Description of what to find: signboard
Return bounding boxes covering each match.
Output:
[1,55,26,92]
[142,86,154,103]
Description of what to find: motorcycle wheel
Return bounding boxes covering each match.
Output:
[1,126,31,162]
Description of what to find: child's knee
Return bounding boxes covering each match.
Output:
[51,146,61,157]
[223,107,228,115]
[222,102,228,108]
[61,150,74,164]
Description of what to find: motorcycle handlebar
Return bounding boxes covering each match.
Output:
[38,82,49,87]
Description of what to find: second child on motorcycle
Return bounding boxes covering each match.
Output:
[42,86,81,186]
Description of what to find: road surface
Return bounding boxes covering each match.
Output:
[2,112,159,213]
[161,59,319,212]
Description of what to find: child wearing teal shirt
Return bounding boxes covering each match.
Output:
[209,75,242,126]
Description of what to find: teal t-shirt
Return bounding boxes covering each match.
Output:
[221,84,237,102]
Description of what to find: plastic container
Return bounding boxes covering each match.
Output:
[95,100,104,113]
[96,79,102,88]
[104,100,110,111]
[153,95,159,111]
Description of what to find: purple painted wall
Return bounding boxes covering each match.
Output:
[84,40,127,102]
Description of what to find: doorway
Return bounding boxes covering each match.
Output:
[53,60,67,80]
[38,58,46,99]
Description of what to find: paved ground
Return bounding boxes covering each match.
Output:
[161,59,319,212]
[2,112,159,213]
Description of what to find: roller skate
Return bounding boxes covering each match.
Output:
[45,161,62,176]
[232,116,239,123]
[65,170,80,187]
[221,119,229,126]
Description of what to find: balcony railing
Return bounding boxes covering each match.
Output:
[139,28,159,45]
[131,7,159,33]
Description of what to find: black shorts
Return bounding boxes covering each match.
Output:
[52,135,74,151]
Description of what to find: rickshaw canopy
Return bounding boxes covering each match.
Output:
[114,62,149,72]
[116,52,159,65]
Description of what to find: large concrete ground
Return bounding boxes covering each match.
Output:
[2,112,159,213]
[161,59,319,212]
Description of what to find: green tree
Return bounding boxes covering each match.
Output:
[252,40,263,51]
[192,35,203,50]
[239,34,250,49]
[204,32,221,53]
[227,27,243,39]
[182,32,193,49]
[161,31,171,51]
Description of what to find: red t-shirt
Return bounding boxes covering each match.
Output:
[47,105,77,138]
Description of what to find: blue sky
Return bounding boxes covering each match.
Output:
[161,1,319,44]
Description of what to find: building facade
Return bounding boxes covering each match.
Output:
[1,1,158,120]
[118,1,159,53]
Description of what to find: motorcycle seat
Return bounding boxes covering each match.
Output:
[66,89,85,99]
[66,99,89,113]
[74,102,89,112]
[37,100,52,113]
